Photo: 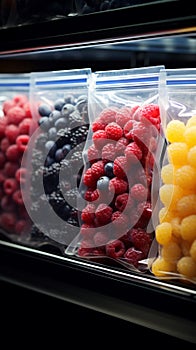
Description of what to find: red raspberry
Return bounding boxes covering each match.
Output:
[12,189,24,205]
[91,160,105,179]
[15,167,27,185]
[132,121,151,148]
[102,143,116,161]
[130,183,148,202]
[81,203,96,224]
[106,239,125,258]
[130,228,152,257]
[3,162,18,177]
[94,231,109,246]
[83,168,97,188]
[92,120,106,132]
[18,118,32,135]
[109,177,128,195]
[0,137,10,152]
[6,144,20,161]
[23,102,32,118]
[92,130,108,149]
[87,144,101,163]
[13,94,28,107]
[84,189,100,202]
[5,124,19,143]
[0,151,6,168]
[138,104,160,128]
[113,156,127,179]
[95,203,113,225]
[105,122,123,141]
[80,223,95,239]
[124,142,142,163]
[115,193,134,212]
[6,106,26,125]
[77,240,94,256]
[115,108,131,127]
[115,137,129,156]
[136,201,152,227]
[2,100,15,115]
[1,195,15,212]
[15,219,30,235]
[3,178,18,195]
[0,117,7,139]
[16,134,30,152]
[134,167,152,188]
[124,247,143,268]
[0,212,17,232]
[123,119,135,140]
[111,211,129,233]
[98,107,117,124]
[0,171,6,183]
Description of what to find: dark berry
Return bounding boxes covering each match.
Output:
[54,117,68,129]
[104,162,114,178]
[97,176,110,192]
[38,104,52,117]
[38,116,51,131]
[54,98,65,111]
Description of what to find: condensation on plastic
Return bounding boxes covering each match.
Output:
[0,73,32,240]
[22,68,92,246]
[151,68,196,285]
[65,65,165,273]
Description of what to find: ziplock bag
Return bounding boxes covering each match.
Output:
[0,73,33,240]
[151,68,196,284]
[66,65,165,272]
[24,68,92,245]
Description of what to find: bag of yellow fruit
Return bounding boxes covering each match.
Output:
[151,68,196,285]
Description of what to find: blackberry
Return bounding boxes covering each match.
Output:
[43,162,60,194]
[70,125,89,146]
[56,127,72,148]
[30,224,45,240]
[64,187,78,209]
[48,189,66,213]
[67,217,79,227]
[68,110,84,127]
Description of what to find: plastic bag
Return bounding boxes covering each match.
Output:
[24,68,92,245]
[151,68,196,284]
[66,65,164,272]
[0,73,33,240]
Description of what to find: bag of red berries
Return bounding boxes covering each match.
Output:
[66,65,165,272]
[151,68,196,284]
[0,73,33,240]
[25,68,92,245]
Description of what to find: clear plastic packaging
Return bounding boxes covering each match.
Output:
[0,73,32,240]
[24,68,92,246]
[66,65,164,272]
[151,68,196,284]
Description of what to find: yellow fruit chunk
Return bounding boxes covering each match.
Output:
[151,257,176,277]
[155,222,172,245]
[176,194,196,218]
[180,215,196,242]
[175,165,196,190]
[184,126,196,148]
[181,240,191,257]
[170,217,181,238]
[167,142,188,166]
[159,207,175,223]
[186,115,196,128]
[187,146,196,168]
[161,164,176,184]
[177,256,196,278]
[166,120,185,142]
[190,240,196,262]
[159,184,183,210]
[162,240,182,263]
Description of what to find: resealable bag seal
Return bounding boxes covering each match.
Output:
[66,65,165,273]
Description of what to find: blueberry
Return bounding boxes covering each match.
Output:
[45,156,54,167]
[61,103,75,117]
[55,148,64,162]
[97,176,110,191]
[48,127,57,140]
[54,117,68,129]
[45,140,57,158]
[64,94,75,105]
[54,98,66,111]
[104,162,114,178]
[62,144,71,155]
[58,204,71,220]
[38,116,51,131]
[38,104,52,117]
[49,110,61,124]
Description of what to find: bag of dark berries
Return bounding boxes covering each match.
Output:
[25,68,92,246]
[151,68,196,284]
[0,73,33,240]
[66,65,165,272]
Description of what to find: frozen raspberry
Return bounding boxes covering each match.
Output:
[115,109,131,127]
[111,211,129,233]
[91,160,105,179]
[80,223,95,239]
[132,122,151,148]
[130,228,152,257]
[0,137,10,152]
[6,144,20,161]
[16,134,30,152]
[137,104,160,129]
[18,118,32,135]
[84,188,100,202]
[15,167,27,185]
[124,247,143,268]
[124,142,142,163]
[115,193,134,212]
[106,239,125,258]
[105,122,123,141]
[94,231,109,246]
[98,107,117,124]
[109,177,128,195]
[15,219,30,235]
[113,156,127,179]
[6,106,26,125]
[115,137,129,156]
[123,119,135,140]
[3,162,18,177]
[5,124,19,143]
[92,130,108,149]
[2,100,15,115]
[87,144,101,163]
[77,240,94,256]
[81,203,96,224]
[92,120,106,132]
[95,203,113,225]
[13,94,28,107]
[83,168,97,188]
[23,102,32,118]
[1,195,15,212]
[102,143,116,161]
[12,189,24,205]
[0,212,17,232]
[137,201,152,227]
[0,151,6,168]
[130,183,148,202]
[0,171,6,183]
[3,178,18,195]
